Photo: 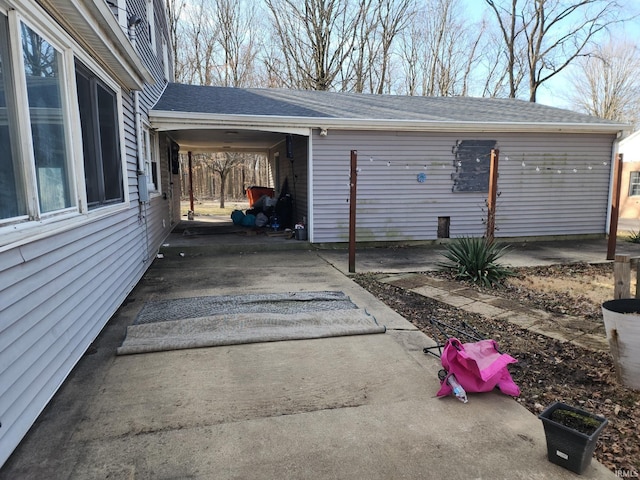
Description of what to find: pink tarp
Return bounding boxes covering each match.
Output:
[436,338,520,397]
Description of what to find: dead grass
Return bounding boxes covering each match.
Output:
[509,268,637,306]
[181,199,249,218]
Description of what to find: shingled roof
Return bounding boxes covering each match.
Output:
[153,83,626,130]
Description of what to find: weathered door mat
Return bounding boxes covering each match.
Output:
[117,292,385,355]
[117,309,385,355]
[134,291,358,325]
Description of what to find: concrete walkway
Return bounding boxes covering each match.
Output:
[1,234,627,479]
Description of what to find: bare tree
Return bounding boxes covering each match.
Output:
[399,0,485,96]
[211,152,244,208]
[165,0,187,81]
[263,0,367,90]
[485,0,627,102]
[372,0,415,94]
[568,39,640,128]
[212,0,260,87]
[484,0,530,98]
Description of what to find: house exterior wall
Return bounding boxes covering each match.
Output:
[311,130,616,243]
[0,0,174,467]
[618,131,640,223]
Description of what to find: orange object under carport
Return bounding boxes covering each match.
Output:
[247,186,275,206]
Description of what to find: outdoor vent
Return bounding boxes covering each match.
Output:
[438,217,450,239]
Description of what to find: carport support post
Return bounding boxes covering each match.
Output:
[607,153,623,260]
[349,150,358,273]
[486,149,499,242]
[188,151,194,215]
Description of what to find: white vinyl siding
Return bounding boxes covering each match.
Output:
[0,0,174,469]
[311,130,615,243]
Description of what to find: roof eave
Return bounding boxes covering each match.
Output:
[150,111,629,135]
[36,0,154,89]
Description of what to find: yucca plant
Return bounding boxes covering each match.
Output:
[438,236,515,287]
[627,229,640,244]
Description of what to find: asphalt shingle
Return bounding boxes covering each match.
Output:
[153,83,622,126]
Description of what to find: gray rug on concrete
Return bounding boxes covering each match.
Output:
[134,291,358,325]
[118,292,384,355]
[117,309,385,355]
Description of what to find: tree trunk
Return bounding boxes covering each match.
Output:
[219,171,227,208]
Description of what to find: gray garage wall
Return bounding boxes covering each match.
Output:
[310,130,616,243]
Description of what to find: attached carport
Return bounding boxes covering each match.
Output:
[150,84,313,234]
[151,83,629,246]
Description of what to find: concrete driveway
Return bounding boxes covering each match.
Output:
[0,243,619,479]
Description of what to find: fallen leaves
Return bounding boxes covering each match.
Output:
[353,266,640,474]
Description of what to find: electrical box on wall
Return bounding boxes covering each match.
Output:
[138,173,149,203]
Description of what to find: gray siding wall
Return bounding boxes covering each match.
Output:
[0,93,152,468]
[311,130,615,243]
[0,0,174,467]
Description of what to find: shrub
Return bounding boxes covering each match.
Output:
[438,236,515,287]
[627,229,640,244]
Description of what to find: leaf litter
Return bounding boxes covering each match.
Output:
[353,262,640,474]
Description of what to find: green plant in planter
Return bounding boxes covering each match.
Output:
[438,236,515,287]
[550,409,602,435]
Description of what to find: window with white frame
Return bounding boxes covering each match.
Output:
[0,9,125,228]
[142,127,159,192]
[630,171,640,196]
[0,14,76,222]
[147,0,156,53]
[0,14,25,220]
[162,37,170,81]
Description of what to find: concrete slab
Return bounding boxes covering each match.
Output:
[409,285,451,299]
[572,333,611,352]
[499,312,540,329]
[459,300,508,317]
[1,239,621,479]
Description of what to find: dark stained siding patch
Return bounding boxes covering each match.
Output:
[451,140,497,192]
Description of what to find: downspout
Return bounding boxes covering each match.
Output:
[128,15,150,263]
[128,16,145,177]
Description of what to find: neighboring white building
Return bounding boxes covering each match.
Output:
[0,0,179,466]
[617,130,640,232]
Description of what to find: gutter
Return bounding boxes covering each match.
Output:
[149,110,629,135]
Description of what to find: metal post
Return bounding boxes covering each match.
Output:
[486,149,499,242]
[188,150,194,215]
[348,150,357,273]
[607,153,623,260]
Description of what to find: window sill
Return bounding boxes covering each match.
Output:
[0,202,128,254]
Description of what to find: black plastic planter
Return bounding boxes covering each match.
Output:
[538,402,608,475]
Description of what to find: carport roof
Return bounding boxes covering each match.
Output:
[151,83,628,135]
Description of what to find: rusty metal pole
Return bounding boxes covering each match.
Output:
[486,149,499,242]
[188,151,194,215]
[348,150,358,273]
[607,153,623,260]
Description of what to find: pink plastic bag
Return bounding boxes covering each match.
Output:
[436,337,520,397]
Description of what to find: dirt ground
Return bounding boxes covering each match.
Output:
[353,263,640,475]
